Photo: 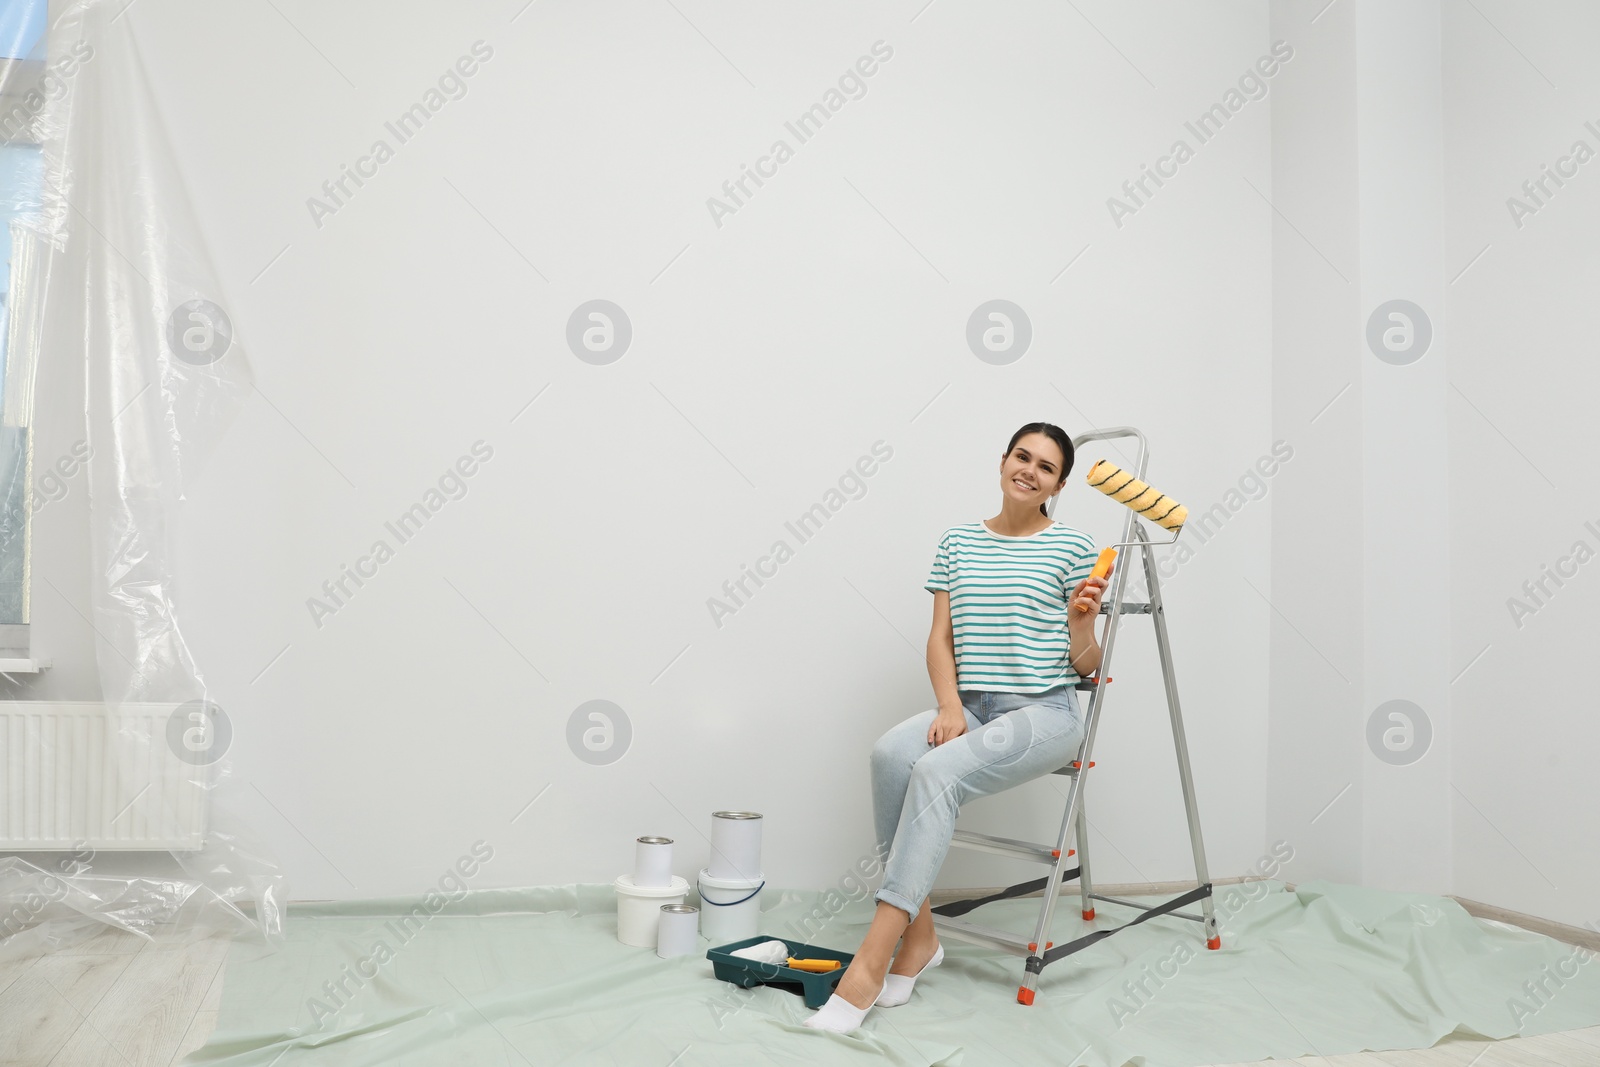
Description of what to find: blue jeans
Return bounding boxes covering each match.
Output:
[870,686,1087,924]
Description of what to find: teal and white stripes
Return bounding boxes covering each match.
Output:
[925,521,1098,694]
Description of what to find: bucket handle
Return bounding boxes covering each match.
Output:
[698,878,765,906]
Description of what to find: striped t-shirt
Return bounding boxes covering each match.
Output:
[925,520,1099,694]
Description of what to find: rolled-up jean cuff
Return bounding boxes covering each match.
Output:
[873,886,919,924]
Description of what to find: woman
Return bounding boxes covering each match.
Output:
[803,422,1110,1034]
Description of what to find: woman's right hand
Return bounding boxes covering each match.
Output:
[928,707,968,746]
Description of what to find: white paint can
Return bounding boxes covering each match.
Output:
[697,867,764,945]
[656,904,700,959]
[708,811,763,880]
[614,873,688,947]
[634,835,674,887]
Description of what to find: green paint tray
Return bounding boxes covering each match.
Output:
[706,934,855,1008]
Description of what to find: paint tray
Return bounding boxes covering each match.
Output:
[706,934,855,1009]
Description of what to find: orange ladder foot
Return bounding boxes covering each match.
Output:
[1017,986,1035,1005]
[1082,907,1095,920]
[1207,935,1221,950]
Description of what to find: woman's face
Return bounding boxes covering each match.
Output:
[1000,433,1066,505]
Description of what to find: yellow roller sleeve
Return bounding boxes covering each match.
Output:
[1085,459,1188,532]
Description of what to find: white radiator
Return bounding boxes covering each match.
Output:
[0,702,211,850]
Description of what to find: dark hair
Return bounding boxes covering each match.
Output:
[1004,423,1074,517]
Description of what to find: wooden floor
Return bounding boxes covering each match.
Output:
[1,925,1596,1066]
[0,926,227,1067]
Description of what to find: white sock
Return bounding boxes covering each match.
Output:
[801,991,872,1033]
[875,942,943,1007]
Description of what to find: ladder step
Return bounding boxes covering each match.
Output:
[929,913,1034,955]
[1100,601,1151,614]
[1050,760,1095,776]
[948,828,1069,864]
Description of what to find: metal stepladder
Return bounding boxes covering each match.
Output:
[929,426,1219,1005]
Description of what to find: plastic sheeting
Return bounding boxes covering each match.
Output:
[181,879,1600,1067]
[0,0,281,959]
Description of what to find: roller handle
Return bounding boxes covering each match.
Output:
[1074,548,1118,613]
[787,957,842,973]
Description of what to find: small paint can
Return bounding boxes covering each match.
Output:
[634,835,674,887]
[615,873,688,947]
[656,904,700,959]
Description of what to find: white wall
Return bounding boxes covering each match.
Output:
[2,0,1274,903]
[1442,0,1599,929]
[1264,0,1597,930]
[1265,0,1365,891]
[1355,0,1452,897]
[18,0,1589,937]
[14,0,1591,933]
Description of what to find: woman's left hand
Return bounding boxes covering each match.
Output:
[1069,574,1110,616]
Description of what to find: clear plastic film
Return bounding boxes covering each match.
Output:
[0,0,283,960]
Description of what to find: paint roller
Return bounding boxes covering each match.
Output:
[1074,459,1189,613]
[730,939,842,972]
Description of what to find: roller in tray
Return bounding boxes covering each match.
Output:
[706,934,856,1009]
